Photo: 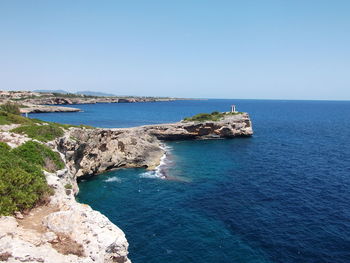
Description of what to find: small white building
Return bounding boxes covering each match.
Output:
[231,105,237,113]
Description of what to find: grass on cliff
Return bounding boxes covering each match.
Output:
[0,141,63,215]
[0,111,33,125]
[0,102,21,115]
[183,111,243,122]
[12,123,65,142]
[0,109,92,142]
[12,141,64,172]
[11,122,93,142]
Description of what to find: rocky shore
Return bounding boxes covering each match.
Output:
[144,112,253,140]
[20,104,81,114]
[0,113,252,262]
[24,97,178,105]
[0,90,184,113]
[56,113,252,179]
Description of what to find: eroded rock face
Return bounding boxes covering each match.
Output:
[55,113,252,179]
[144,113,253,140]
[0,169,131,263]
[57,128,165,178]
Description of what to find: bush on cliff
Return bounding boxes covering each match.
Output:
[0,110,93,138]
[11,123,65,142]
[183,111,243,122]
[0,111,32,125]
[0,102,21,115]
[0,141,55,216]
[12,141,64,172]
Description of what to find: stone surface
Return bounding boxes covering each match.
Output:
[0,131,30,148]
[0,168,131,263]
[57,128,165,178]
[20,104,81,114]
[143,113,253,140]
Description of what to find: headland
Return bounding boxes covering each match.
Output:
[0,107,252,263]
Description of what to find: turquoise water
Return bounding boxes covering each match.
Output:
[32,100,350,263]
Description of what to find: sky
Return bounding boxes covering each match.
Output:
[0,0,350,100]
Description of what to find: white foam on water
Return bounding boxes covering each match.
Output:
[104,176,121,183]
[140,171,160,179]
[140,143,173,179]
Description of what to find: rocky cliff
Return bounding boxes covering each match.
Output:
[0,167,131,263]
[56,127,165,179]
[56,113,252,179]
[0,112,253,262]
[144,113,253,140]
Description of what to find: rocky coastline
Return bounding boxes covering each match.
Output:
[20,104,81,114]
[0,90,186,114]
[0,113,252,262]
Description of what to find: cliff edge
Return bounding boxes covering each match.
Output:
[0,111,252,262]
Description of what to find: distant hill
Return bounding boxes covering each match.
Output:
[33,89,116,97]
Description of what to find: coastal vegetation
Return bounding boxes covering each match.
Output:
[0,108,92,141]
[0,102,21,115]
[12,123,65,142]
[0,141,62,215]
[183,111,243,122]
[0,105,91,215]
[12,141,64,172]
[0,111,33,125]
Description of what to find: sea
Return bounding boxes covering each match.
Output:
[30,99,350,263]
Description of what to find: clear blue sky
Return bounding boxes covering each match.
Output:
[1,0,349,100]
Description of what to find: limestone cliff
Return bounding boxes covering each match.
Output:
[144,113,253,140]
[0,167,131,263]
[56,127,165,179]
[20,104,81,114]
[55,113,252,179]
[0,112,253,263]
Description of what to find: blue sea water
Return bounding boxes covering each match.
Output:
[31,100,350,263]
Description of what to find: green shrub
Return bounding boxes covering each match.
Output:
[183,112,222,122]
[64,183,72,189]
[0,142,11,153]
[0,111,32,125]
[183,111,243,122]
[12,141,64,172]
[11,123,64,142]
[0,102,21,115]
[0,109,93,132]
[0,142,52,215]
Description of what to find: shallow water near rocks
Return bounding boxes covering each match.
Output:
[32,99,350,263]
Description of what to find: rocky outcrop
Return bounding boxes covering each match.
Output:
[56,127,164,179]
[0,131,30,148]
[144,113,253,140]
[55,113,252,179]
[20,104,81,114]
